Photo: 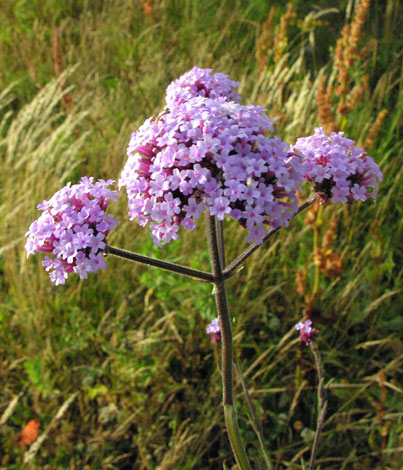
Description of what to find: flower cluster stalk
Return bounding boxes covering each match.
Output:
[102,200,318,468]
[224,198,316,280]
[105,245,214,282]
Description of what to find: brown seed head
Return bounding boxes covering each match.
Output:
[364,109,388,149]
[296,268,307,297]
[257,6,275,76]
[320,252,342,279]
[322,214,338,251]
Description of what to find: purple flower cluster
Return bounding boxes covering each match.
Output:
[295,319,319,346]
[119,97,304,246]
[293,127,382,204]
[165,66,241,109]
[25,177,118,285]
[206,317,221,344]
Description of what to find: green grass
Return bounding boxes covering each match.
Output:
[0,1,402,469]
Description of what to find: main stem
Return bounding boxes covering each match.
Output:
[205,215,252,470]
[206,215,233,406]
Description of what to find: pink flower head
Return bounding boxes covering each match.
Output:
[206,318,221,344]
[25,177,118,285]
[293,127,382,204]
[295,319,319,346]
[120,97,304,246]
[165,66,241,109]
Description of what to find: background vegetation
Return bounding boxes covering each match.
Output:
[0,0,401,469]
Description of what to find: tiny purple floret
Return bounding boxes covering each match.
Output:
[295,319,319,346]
[206,317,221,344]
[165,66,241,109]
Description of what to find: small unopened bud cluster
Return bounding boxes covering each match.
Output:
[206,318,221,344]
[25,177,118,285]
[295,319,319,346]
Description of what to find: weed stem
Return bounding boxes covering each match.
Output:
[234,358,273,470]
[309,342,327,470]
[312,204,323,296]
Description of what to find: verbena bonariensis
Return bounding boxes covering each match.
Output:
[26,67,382,470]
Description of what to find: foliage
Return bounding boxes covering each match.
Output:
[0,1,402,469]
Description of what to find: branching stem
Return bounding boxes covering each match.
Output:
[105,245,214,282]
[106,198,317,469]
[224,198,316,280]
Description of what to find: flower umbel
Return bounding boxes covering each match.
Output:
[295,319,319,346]
[25,177,118,285]
[119,97,303,246]
[206,317,221,344]
[165,66,241,109]
[293,127,382,204]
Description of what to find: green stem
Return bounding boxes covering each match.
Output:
[217,219,226,268]
[105,245,214,282]
[225,405,254,470]
[309,343,327,470]
[339,115,347,133]
[312,205,323,296]
[313,228,320,295]
[205,215,252,470]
